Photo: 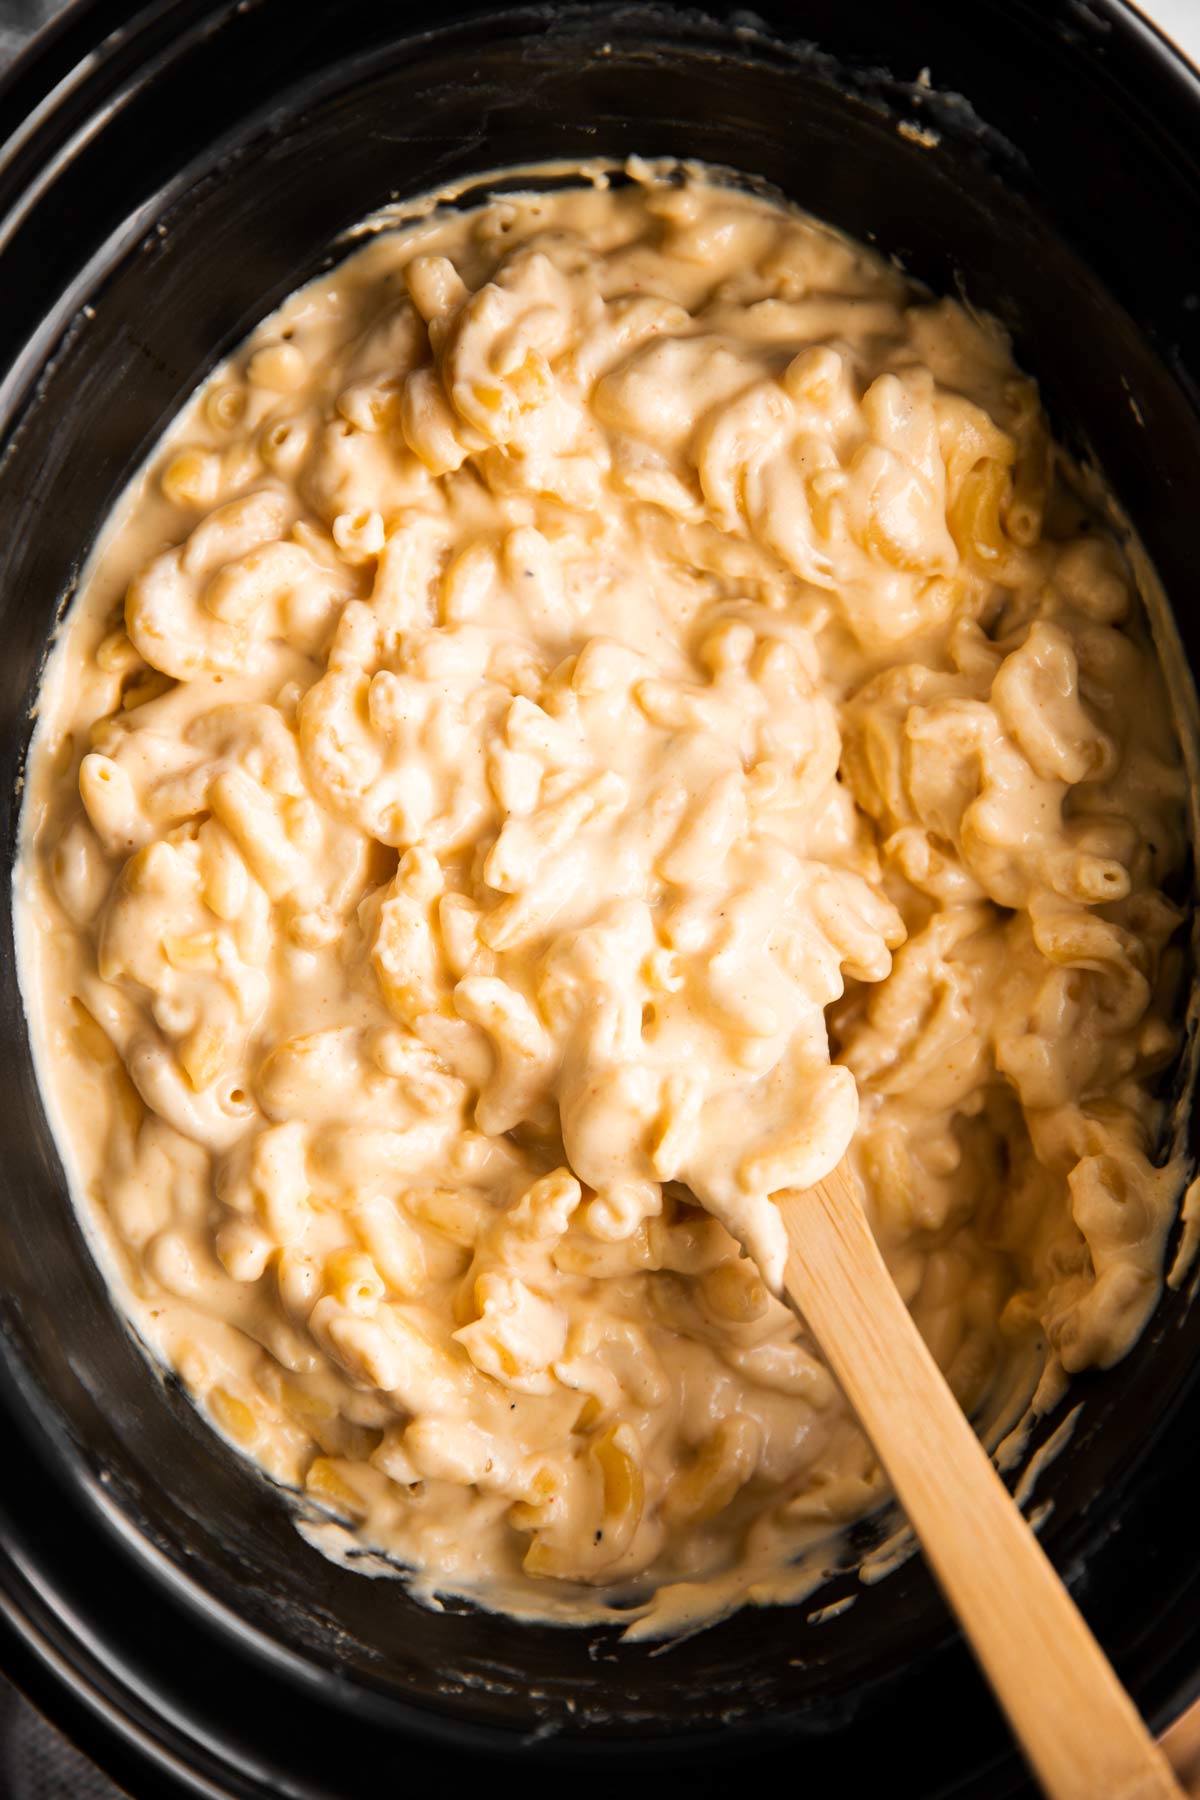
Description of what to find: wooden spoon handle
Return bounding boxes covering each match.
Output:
[1161,1694,1200,1795]
[779,1162,1184,1800]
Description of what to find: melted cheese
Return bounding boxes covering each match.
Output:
[17,165,1188,1636]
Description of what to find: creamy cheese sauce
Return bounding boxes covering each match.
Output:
[17,164,1189,1637]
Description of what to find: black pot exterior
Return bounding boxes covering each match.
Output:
[1,4,1199,1796]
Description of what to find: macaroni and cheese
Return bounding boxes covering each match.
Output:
[17,166,1189,1635]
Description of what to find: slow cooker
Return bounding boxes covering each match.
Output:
[1,3,1199,1795]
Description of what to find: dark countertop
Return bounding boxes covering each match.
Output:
[0,0,63,71]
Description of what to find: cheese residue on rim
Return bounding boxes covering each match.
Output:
[17,163,1188,1635]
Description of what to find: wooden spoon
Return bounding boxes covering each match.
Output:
[778,1158,1186,1800]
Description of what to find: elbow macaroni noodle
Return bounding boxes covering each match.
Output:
[17,165,1189,1634]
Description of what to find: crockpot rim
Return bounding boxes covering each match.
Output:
[2,3,1200,1797]
[3,0,1200,466]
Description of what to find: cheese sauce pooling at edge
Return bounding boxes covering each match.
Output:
[18,167,1189,1636]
